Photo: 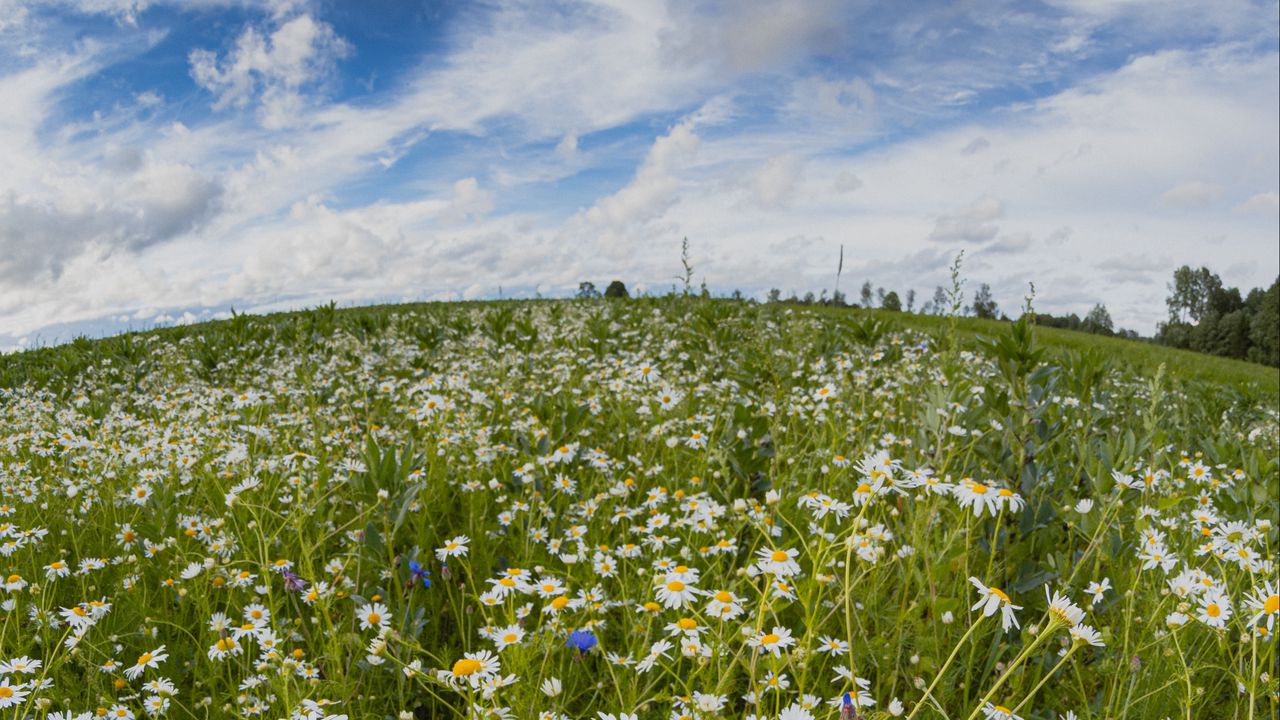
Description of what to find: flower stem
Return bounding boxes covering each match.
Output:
[906,616,985,720]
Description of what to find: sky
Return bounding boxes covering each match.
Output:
[1,0,1277,349]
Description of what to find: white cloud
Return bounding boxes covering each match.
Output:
[555,134,579,160]
[1161,181,1222,206]
[444,177,495,224]
[583,119,700,230]
[1237,191,1279,212]
[748,154,804,210]
[929,196,1005,244]
[188,13,350,127]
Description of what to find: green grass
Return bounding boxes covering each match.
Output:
[4,299,1277,399]
[805,304,1279,397]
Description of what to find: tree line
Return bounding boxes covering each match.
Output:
[574,244,1278,368]
[1156,267,1278,367]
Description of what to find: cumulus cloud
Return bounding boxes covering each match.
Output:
[583,120,700,229]
[188,13,351,128]
[1161,180,1222,206]
[1237,191,1279,212]
[0,156,221,281]
[928,196,1004,244]
[749,154,804,210]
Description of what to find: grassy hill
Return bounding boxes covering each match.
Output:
[4,297,1276,399]
[0,295,1275,717]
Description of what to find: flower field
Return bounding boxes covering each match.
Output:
[0,299,1276,720]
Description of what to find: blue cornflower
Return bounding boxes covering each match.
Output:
[408,560,432,588]
[566,628,597,653]
[840,692,856,720]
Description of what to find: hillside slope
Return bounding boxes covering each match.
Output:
[3,298,1277,399]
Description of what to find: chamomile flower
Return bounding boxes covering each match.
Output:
[357,602,390,631]
[655,578,699,609]
[1085,578,1111,606]
[1197,590,1232,629]
[755,546,801,576]
[435,535,470,561]
[123,645,168,680]
[969,576,1021,632]
[1245,580,1279,633]
[749,626,796,656]
[981,703,1023,720]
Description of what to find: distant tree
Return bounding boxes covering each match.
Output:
[860,281,873,308]
[577,281,601,299]
[876,287,886,304]
[1249,279,1279,366]
[920,300,934,315]
[730,289,743,301]
[1082,304,1114,335]
[881,291,902,312]
[972,283,999,319]
[931,286,947,315]
[604,280,629,299]
[767,288,782,303]
[802,291,816,305]
[1167,266,1223,323]
[906,289,916,313]
[832,290,848,307]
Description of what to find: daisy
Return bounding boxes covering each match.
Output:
[1045,588,1085,627]
[755,547,801,576]
[953,480,1000,518]
[981,703,1023,720]
[208,637,242,661]
[445,651,500,688]
[705,589,744,620]
[435,535,470,562]
[635,639,673,674]
[1069,623,1105,647]
[655,578,699,609]
[0,656,40,674]
[357,602,390,631]
[0,677,30,708]
[1085,578,1111,606]
[969,576,1022,632]
[1197,590,1232,629]
[123,645,168,680]
[491,624,525,651]
[749,626,796,656]
[44,560,71,580]
[1245,581,1278,633]
[814,636,848,655]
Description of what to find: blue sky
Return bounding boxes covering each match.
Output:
[1,0,1277,349]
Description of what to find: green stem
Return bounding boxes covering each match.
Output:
[1010,645,1078,715]
[906,616,986,719]
[965,619,1061,720]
